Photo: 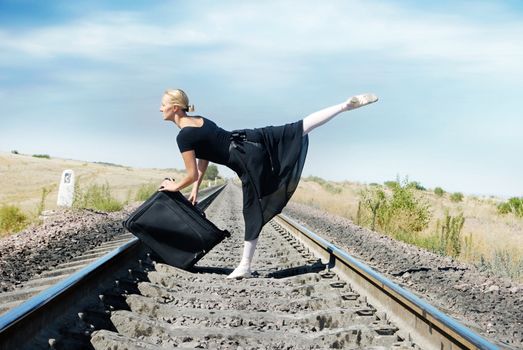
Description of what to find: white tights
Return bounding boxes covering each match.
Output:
[302,102,347,136]
[227,238,258,278]
[302,93,378,136]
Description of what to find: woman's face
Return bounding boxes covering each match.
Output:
[160,95,176,121]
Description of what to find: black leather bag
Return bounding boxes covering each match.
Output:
[123,190,230,269]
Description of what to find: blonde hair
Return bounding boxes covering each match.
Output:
[164,89,195,112]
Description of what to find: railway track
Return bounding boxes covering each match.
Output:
[0,183,500,349]
[0,185,220,317]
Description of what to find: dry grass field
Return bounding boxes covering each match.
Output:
[291,178,523,280]
[0,152,186,214]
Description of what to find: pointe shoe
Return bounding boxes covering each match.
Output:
[345,93,378,110]
[227,265,252,279]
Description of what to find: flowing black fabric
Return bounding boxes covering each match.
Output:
[227,120,309,241]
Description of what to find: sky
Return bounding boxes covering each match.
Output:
[0,0,522,197]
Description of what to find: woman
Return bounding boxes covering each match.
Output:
[159,89,378,278]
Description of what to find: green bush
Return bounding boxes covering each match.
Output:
[360,177,431,238]
[498,202,511,214]
[434,187,445,197]
[497,197,523,217]
[11,150,19,155]
[450,192,464,202]
[32,154,50,159]
[0,205,29,235]
[73,182,123,212]
[384,181,399,190]
[382,179,431,234]
[135,183,158,202]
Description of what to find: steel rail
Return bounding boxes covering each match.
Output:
[0,184,226,349]
[275,213,499,350]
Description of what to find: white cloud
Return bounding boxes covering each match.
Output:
[0,12,212,60]
[1,0,522,79]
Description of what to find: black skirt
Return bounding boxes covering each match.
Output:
[228,120,309,241]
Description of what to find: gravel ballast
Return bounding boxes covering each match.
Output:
[0,207,134,292]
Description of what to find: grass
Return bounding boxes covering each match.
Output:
[0,181,126,236]
[305,175,342,194]
[0,205,29,236]
[135,183,158,201]
[437,212,465,257]
[0,185,55,236]
[71,177,226,211]
[37,186,54,216]
[0,152,185,213]
[73,181,124,212]
[478,249,523,280]
[498,197,523,217]
[292,176,523,282]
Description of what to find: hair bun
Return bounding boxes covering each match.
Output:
[188,104,195,112]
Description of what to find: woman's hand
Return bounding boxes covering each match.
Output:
[188,186,198,205]
[158,178,178,192]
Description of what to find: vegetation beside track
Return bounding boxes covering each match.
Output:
[293,176,523,281]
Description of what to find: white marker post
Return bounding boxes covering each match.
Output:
[57,169,75,207]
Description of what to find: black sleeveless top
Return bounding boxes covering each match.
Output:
[176,117,232,165]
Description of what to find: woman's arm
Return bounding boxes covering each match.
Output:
[195,159,209,188]
[159,150,198,193]
[188,159,209,204]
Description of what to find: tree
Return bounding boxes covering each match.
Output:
[203,164,219,180]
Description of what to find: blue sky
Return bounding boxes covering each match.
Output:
[1,0,522,197]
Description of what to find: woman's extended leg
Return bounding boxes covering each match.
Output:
[226,93,378,279]
[227,238,258,279]
[302,93,378,136]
